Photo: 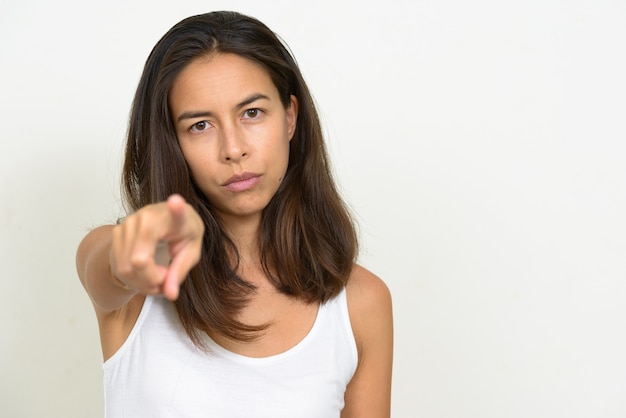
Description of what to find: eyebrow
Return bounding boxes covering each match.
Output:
[176,93,271,123]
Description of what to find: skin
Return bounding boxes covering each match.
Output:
[76,53,393,417]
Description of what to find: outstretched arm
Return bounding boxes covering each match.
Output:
[76,194,205,315]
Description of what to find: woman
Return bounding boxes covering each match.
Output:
[77,11,392,417]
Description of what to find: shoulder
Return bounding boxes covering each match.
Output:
[345,264,392,318]
[342,264,393,417]
[345,264,393,355]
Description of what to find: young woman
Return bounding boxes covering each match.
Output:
[76,11,392,417]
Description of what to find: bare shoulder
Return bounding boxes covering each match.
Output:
[342,264,393,417]
[345,265,392,323]
[345,264,393,353]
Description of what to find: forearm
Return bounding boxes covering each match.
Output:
[76,225,138,314]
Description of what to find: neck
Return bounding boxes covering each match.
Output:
[220,213,278,290]
[221,213,262,267]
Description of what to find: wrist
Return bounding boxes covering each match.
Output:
[111,273,135,292]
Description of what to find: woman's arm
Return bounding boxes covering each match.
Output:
[76,195,204,359]
[76,194,205,315]
[342,265,394,418]
[76,224,139,315]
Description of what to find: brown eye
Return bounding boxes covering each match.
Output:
[244,109,261,119]
[190,121,211,133]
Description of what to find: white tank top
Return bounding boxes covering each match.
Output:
[103,288,358,417]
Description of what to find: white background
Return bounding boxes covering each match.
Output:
[1,0,625,416]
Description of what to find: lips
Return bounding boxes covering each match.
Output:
[222,172,262,192]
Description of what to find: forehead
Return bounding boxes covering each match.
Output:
[170,53,277,105]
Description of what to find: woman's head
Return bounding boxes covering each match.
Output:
[123,11,324,214]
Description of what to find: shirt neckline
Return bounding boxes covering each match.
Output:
[200,301,324,366]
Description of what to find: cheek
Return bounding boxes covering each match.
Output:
[277,155,291,186]
[180,139,211,168]
[275,138,291,176]
[180,148,212,186]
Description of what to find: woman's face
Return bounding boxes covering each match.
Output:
[169,53,298,226]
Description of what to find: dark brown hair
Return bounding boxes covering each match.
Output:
[122,11,357,345]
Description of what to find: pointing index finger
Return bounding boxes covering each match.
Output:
[165,194,189,238]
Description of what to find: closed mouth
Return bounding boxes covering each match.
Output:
[223,172,261,186]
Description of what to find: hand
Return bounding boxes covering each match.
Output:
[109,194,204,300]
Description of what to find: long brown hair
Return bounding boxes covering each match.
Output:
[122,11,357,345]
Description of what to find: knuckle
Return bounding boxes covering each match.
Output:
[130,253,151,269]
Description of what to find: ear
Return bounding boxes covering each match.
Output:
[286,95,299,141]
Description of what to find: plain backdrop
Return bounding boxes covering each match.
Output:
[1,0,625,417]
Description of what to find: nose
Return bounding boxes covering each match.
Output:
[219,124,248,162]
